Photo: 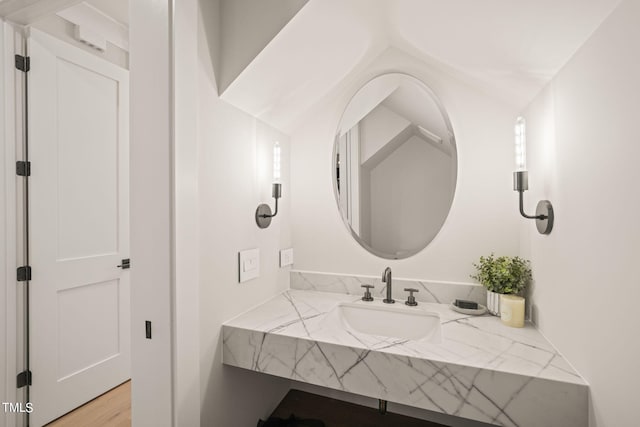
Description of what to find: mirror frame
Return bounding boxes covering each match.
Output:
[331,72,458,259]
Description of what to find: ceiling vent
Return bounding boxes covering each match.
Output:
[74,24,107,51]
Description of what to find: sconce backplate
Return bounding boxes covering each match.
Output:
[255,204,272,229]
[535,200,554,235]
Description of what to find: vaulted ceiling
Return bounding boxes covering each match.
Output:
[216,0,624,133]
[1,0,625,134]
[0,0,128,36]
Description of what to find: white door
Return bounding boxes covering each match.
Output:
[28,29,130,426]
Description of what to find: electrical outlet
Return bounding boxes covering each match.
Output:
[279,248,294,267]
[239,248,260,282]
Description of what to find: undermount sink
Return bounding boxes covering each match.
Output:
[332,302,442,343]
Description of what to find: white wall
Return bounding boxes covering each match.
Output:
[521,0,640,426]
[129,1,173,425]
[217,0,308,93]
[173,0,201,425]
[197,3,292,426]
[359,104,408,164]
[291,47,520,282]
[369,135,453,256]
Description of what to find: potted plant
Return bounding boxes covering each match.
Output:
[471,254,532,317]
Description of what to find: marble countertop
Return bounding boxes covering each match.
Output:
[223,290,587,427]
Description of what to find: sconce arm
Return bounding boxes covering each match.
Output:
[255,183,282,228]
[518,190,547,220]
[259,197,279,219]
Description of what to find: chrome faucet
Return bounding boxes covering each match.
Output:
[382,267,395,304]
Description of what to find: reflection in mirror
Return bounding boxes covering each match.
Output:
[333,73,457,259]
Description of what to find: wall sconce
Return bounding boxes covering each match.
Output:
[256,142,282,229]
[513,117,554,234]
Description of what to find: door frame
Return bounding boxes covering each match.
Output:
[2,21,26,427]
[1,17,10,427]
[2,1,201,425]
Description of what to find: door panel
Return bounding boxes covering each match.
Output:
[28,29,130,427]
[57,279,120,379]
[56,57,119,260]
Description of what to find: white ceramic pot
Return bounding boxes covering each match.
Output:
[486,290,501,316]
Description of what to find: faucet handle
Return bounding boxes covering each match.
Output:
[361,284,374,302]
[404,288,419,306]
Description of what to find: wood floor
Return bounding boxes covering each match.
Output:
[45,381,131,427]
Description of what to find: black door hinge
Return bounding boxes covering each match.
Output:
[15,55,30,72]
[16,161,31,177]
[17,266,32,282]
[17,370,32,388]
[117,259,130,269]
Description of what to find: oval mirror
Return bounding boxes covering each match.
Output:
[333,73,457,259]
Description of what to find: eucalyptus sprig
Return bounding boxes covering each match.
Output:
[471,254,532,294]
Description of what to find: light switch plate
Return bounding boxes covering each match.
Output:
[280,248,294,268]
[239,248,260,282]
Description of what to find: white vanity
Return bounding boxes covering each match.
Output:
[222,280,587,427]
